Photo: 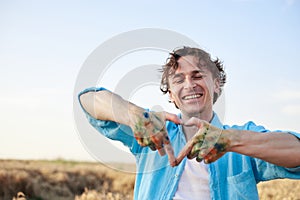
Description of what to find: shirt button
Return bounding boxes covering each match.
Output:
[175,174,179,178]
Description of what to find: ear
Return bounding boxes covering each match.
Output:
[168,90,175,103]
[214,78,221,96]
[168,90,179,109]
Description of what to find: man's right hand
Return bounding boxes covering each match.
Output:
[129,110,182,166]
[80,90,182,166]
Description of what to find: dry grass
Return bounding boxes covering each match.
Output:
[1,159,135,200]
[258,179,300,200]
[2,159,300,200]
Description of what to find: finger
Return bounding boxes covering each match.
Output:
[155,133,170,157]
[198,140,215,157]
[203,151,225,164]
[201,147,217,164]
[150,132,165,154]
[163,135,171,144]
[134,129,151,146]
[183,117,205,128]
[155,136,166,156]
[162,135,176,166]
[193,141,215,163]
[164,143,176,167]
[203,147,226,164]
[174,139,195,166]
[149,143,156,151]
[164,112,182,124]
[157,147,166,156]
[196,148,209,163]
[196,156,203,162]
[134,136,146,147]
[187,142,202,159]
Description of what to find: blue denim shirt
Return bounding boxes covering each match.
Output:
[79,87,300,200]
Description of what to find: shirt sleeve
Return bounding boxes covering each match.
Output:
[78,87,138,153]
[242,121,300,180]
[276,130,300,173]
[228,121,300,182]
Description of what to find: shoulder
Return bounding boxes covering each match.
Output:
[223,121,269,132]
[78,86,108,97]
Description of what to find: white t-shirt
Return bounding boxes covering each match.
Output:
[173,159,211,200]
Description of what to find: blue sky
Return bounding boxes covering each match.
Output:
[0,0,299,162]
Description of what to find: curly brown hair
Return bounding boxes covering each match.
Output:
[160,46,226,104]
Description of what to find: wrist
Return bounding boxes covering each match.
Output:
[126,103,147,127]
[225,129,242,152]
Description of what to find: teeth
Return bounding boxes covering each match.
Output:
[183,94,202,100]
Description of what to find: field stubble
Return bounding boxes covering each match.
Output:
[1,159,299,200]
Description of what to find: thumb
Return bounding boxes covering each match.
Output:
[174,139,195,166]
[184,117,204,128]
[164,112,182,124]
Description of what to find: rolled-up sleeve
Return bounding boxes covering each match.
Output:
[78,87,136,151]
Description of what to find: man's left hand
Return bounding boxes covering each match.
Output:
[174,117,236,166]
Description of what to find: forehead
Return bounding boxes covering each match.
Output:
[174,55,210,75]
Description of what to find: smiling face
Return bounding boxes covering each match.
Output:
[168,55,220,122]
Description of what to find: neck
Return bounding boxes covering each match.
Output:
[181,110,213,124]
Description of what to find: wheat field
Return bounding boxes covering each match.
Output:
[1,159,299,200]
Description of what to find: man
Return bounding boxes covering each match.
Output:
[79,47,300,199]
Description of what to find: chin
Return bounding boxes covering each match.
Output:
[183,109,203,117]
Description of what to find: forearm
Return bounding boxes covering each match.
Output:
[229,130,300,168]
[79,90,144,126]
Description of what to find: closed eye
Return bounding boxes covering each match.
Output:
[172,78,184,84]
[192,72,205,80]
[172,74,185,84]
[193,75,203,79]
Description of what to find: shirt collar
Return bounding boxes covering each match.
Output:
[210,112,223,129]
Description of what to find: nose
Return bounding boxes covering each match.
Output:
[184,77,196,89]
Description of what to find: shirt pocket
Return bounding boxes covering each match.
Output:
[227,170,259,200]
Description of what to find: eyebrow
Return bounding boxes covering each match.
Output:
[172,70,205,78]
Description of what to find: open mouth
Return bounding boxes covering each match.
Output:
[182,93,203,100]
